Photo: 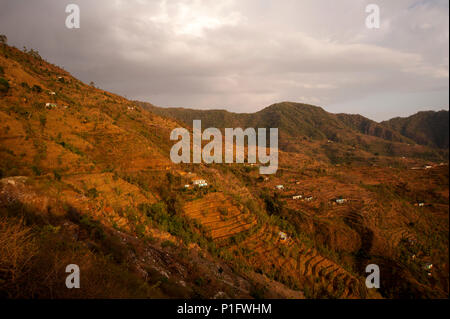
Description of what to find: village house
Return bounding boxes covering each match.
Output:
[279,231,287,241]
[48,91,56,95]
[292,195,302,200]
[275,185,284,190]
[424,263,433,272]
[305,196,313,202]
[336,198,347,204]
[184,184,190,189]
[414,202,425,207]
[45,103,57,108]
[193,179,208,187]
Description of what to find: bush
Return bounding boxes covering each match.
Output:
[53,170,61,181]
[31,166,41,176]
[0,77,9,94]
[31,85,42,93]
[39,114,47,127]
[86,187,99,199]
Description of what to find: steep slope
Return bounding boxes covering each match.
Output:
[382,110,449,149]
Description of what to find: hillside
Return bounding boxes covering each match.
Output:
[336,113,412,143]
[137,101,448,162]
[1,41,449,299]
[382,111,449,149]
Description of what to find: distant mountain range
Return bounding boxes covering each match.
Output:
[137,101,449,153]
[382,111,449,149]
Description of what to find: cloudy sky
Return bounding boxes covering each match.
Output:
[0,0,448,121]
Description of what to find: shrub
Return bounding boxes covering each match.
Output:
[53,170,61,181]
[0,77,9,94]
[31,166,41,176]
[31,85,42,93]
[39,114,47,127]
[86,187,99,199]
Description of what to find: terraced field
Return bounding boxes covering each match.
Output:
[183,193,256,240]
[231,222,367,298]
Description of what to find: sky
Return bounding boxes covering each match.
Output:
[0,0,448,121]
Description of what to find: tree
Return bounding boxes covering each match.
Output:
[0,34,7,45]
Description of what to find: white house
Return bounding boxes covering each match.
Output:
[184,184,190,188]
[275,185,284,190]
[45,103,57,108]
[292,195,302,200]
[424,263,433,270]
[336,198,347,204]
[305,196,313,201]
[279,232,287,241]
[48,91,56,95]
[193,179,208,187]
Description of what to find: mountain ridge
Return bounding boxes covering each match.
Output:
[136,101,449,159]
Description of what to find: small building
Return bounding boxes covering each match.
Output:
[275,185,284,190]
[292,195,302,200]
[184,185,190,188]
[193,179,208,187]
[336,198,347,204]
[48,91,56,95]
[425,165,432,169]
[45,103,57,108]
[424,263,433,270]
[415,202,425,207]
[305,196,313,202]
[279,232,287,241]
[127,106,135,110]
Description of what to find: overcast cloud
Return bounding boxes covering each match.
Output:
[0,0,448,121]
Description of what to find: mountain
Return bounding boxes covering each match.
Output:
[137,101,447,161]
[138,101,362,141]
[1,41,448,299]
[382,110,449,149]
[336,113,412,143]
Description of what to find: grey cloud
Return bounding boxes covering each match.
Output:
[0,0,448,120]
